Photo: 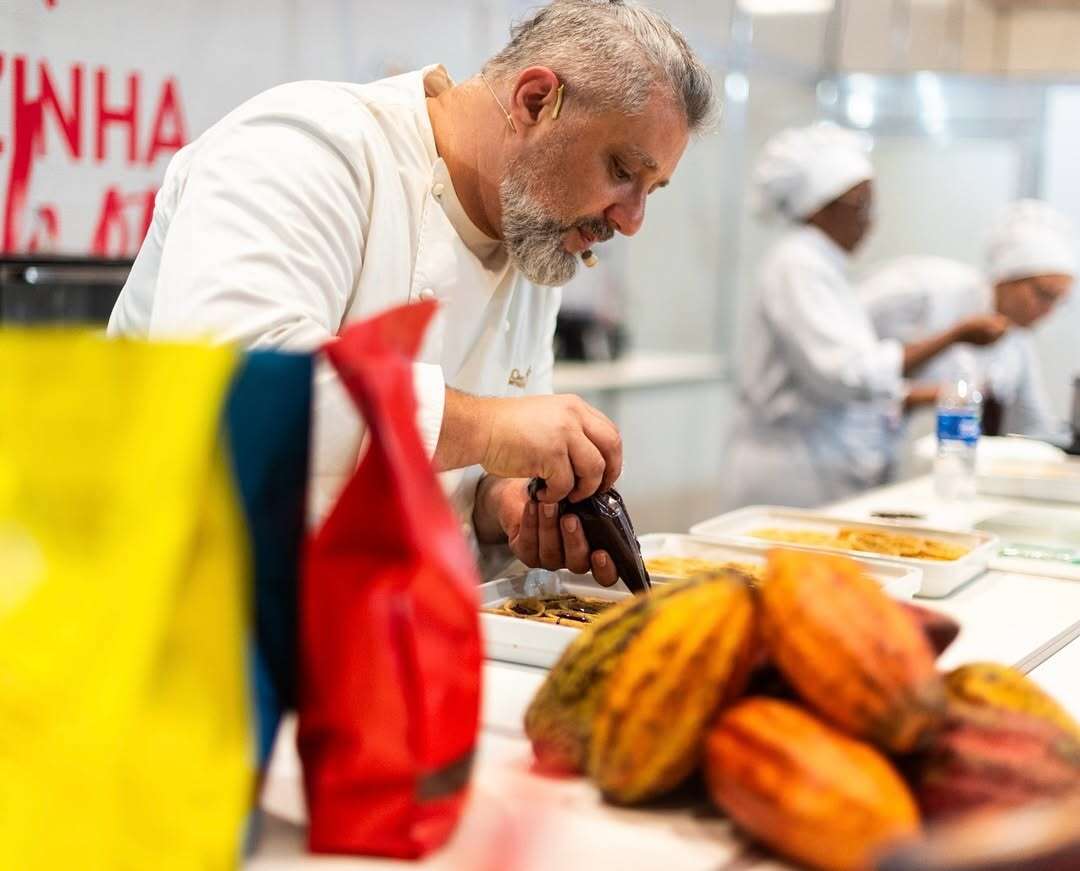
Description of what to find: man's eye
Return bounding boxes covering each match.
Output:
[612,160,632,182]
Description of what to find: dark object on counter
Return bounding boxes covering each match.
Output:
[899,602,961,656]
[1068,375,1080,456]
[554,311,627,362]
[877,795,1080,871]
[0,255,131,324]
[871,511,928,521]
[528,477,652,594]
[981,392,1004,438]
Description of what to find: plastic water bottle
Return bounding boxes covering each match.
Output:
[934,373,982,501]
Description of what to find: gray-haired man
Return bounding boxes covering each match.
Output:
[108,0,715,582]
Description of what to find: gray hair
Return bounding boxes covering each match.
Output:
[483,0,716,133]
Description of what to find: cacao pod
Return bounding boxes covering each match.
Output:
[706,697,921,871]
[945,663,1080,741]
[901,602,961,657]
[524,578,700,772]
[588,573,757,804]
[761,549,946,753]
[876,794,1080,871]
[910,701,1080,822]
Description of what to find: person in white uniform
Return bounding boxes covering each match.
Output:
[725,123,1007,509]
[862,200,1076,446]
[108,0,714,583]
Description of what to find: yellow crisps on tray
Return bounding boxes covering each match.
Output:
[0,331,254,871]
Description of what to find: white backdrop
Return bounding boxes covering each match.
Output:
[1040,86,1080,417]
[0,0,504,257]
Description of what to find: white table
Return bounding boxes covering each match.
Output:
[249,476,1080,870]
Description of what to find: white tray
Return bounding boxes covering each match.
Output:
[479,535,923,668]
[976,459,1080,505]
[480,570,629,669]
[638,533,921,600]
[689,506,998,598]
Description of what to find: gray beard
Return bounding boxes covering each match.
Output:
[499,165,579,287]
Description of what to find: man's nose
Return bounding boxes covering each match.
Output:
[606,192,646,237]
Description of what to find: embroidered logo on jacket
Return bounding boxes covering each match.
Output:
[508,367,531,389]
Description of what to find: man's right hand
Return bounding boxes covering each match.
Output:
[952,313,1010,346]
[434,389,622,503]
[479,394,623,502]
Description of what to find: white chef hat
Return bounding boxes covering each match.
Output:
[985,199,1077,283]
[753,121,874,222]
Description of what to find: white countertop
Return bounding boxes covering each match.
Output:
[551,351,726,394]
[249,475,1080,870]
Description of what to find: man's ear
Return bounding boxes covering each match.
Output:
[509,66,563,129]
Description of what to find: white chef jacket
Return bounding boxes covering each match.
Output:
[725,224,905,509]
[108,66,561,533]
[861,256,1065,440]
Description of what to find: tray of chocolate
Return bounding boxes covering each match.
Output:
[480,569,631,668]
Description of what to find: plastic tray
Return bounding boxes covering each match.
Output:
[479,534,923,668]
[638,533,921,599]
[480,570,628,669]
[689,506,998,598]
[976,459,1080,505]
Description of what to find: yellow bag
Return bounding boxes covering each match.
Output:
[0,332,254,871]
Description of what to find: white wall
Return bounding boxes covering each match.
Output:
[853,136,1021,275]
[1039,86,1080,418]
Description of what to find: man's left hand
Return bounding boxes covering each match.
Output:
[474,476,618,586]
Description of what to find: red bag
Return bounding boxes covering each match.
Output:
[298,301,483,858]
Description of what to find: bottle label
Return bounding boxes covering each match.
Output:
[937,410,980,446]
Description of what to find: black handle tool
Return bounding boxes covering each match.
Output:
[527,478,652,595]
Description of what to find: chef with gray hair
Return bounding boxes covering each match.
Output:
[108,0,715,582]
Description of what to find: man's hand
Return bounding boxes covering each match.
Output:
[436,390,622,503]
[952,313,1010,346]
[473,476,619,587]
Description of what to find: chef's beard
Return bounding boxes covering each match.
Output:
[499,148,613,287]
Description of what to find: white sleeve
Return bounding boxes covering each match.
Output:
[149,119,367,348]
[412,362,446,456]
[863,283,931,345]
[763,262,904,403]
[1006,339,1067,439]
[146,117,446,492]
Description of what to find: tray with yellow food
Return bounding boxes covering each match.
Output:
[690,507,998,598]
[637,532,920,598]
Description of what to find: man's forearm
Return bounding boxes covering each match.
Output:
[904,383,940,411]
[433,387,492,472]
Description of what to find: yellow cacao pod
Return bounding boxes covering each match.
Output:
[945,662,1080,741]
[588,573,757,804]
[524,578,701,773]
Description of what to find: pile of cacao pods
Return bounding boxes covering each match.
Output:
[524,549,1080,871]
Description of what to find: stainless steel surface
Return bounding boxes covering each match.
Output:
[0,257,130,324]
[13,265,132,286]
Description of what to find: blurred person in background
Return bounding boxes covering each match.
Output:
[725,122,1006,509]
[107,0,714,581]
[863,199,1076,448]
